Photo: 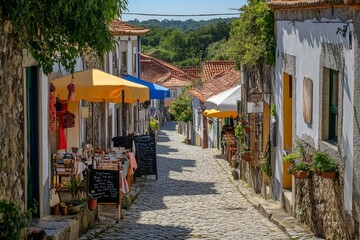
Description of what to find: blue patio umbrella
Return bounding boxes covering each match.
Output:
[122,75,170,99]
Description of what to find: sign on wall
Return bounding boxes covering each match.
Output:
[247,102,264,113]
[303,77,313,124]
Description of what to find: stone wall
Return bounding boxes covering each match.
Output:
[0,6,26,207]
[294,173,355,239]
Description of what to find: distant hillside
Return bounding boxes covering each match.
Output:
[127,18,236,32]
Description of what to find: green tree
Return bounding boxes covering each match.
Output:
[2,0,128,74]
[170,91,192,123]
[228,0,275,67]
[160,29,187,62]
[170,90,193,139]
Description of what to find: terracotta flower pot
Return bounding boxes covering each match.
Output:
[244,126,251,134]
[294,170,309,179]
[51,204,60,215]
[322,171,336,179]
[88,198,97,211]
[61,205,68,215]
[314,169,322,176]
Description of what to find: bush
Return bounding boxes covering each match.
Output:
[0,200,35,240]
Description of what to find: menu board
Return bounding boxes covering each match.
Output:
[89,169,120,203]
[134,135,158,179]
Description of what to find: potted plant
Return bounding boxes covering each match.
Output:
[260,156,272,185]
[60,202,68,215]
[312,150,327,175]
[320,157,339,179]
[293,161,311,179]
[241,143,251,162]
[88,194,98,211]
[51,204,60,215]
[240,117,250,134]
[234,123,244,141]
[149,119,160,135]
[283,153,300,164]
[64,177,85,200]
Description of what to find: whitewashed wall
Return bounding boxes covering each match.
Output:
[274,19,354,212]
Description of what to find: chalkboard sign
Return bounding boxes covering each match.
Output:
[134,134,158,179]
[88,169,120,203]
[111,136,133,150]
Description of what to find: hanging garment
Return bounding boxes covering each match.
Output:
[49,94,56,132]
[63,111,76,128]
[57,101,68,150]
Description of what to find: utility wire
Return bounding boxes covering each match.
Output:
[122,12,239,17]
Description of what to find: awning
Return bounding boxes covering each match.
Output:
[203,109,237,118]
[204,85,241,111]
[51,69,149,103]
[122,75,170,99]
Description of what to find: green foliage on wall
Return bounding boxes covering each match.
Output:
[227,0,275,67]
[2,0,128,74]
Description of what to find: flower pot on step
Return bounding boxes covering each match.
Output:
[61,205,68,215]
[88,198,97,211]
[51,204,60,215]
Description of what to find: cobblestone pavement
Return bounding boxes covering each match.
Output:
[81,121,289,240]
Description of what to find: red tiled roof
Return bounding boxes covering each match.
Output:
[268,0,344,9]
[109,19,150,36]
[188,68,240,102]
[180,66,201,79]
[158,73,192,87]
[202,61,235,81]
[140,53,194,88]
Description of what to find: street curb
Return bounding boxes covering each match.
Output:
[213,152,320,240]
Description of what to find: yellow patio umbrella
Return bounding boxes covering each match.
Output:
[51,69,149,103]
[205,109,238,118]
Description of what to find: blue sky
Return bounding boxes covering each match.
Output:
[122,0,245,21]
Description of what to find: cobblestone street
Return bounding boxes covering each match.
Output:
[82,121,289,239]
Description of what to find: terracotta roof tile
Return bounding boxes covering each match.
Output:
[202,61,235,81]
[188,68,240,102]
[140,53,194,88]
[109,19,150,36]
[269,0,344,9]
[180,66,201,79]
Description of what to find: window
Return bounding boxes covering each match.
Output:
[329,69,339,143]
[133,53,137,74]
[121,51,127,75]
[170,90,176,98]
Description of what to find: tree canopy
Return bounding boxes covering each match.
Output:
[227,0,275,67]
[2,0,128,74]
[141,21,232,67]
[170,90,193,123]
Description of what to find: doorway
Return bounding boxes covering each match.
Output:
[26,66,40,215]
[282,72,293,189]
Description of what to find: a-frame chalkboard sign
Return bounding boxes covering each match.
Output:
[134,134,158,180]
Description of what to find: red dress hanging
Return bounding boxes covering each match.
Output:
[56,100,68,150]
